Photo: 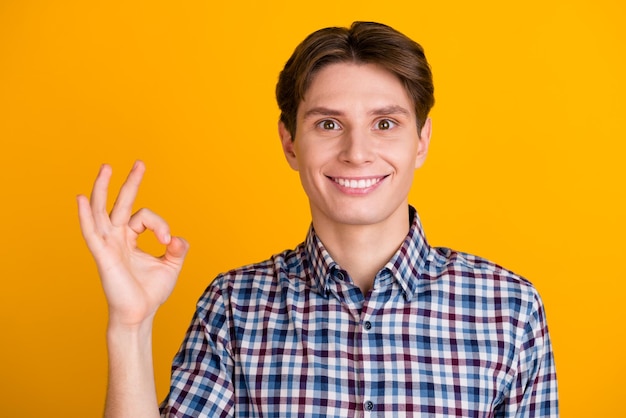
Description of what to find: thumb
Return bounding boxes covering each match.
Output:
[163,236,190,266]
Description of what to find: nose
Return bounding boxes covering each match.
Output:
[339,128,374,165]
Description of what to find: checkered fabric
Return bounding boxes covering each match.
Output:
[160,207,558,417]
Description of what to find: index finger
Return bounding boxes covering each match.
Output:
[109,160,146,226]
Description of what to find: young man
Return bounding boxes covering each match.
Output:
[78,22,558,417]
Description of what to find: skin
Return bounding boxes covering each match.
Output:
[77,62,431,416]
[280,62,431,294]
[77,161,189,418]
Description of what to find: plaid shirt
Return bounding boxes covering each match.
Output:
[161,207,558,417]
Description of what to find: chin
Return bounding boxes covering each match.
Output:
[321,205,399,227]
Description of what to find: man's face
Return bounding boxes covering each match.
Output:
[279,62,431,231]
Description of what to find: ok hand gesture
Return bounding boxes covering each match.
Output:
[77,161,189,329]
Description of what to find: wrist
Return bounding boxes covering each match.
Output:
[106,315,154,345]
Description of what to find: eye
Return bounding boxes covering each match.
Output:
[375,119,397,130]
[317,119,340,130]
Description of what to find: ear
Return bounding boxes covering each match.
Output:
[414,117,432,169]
[279,121,299,171]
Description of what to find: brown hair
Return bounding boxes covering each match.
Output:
[276,21,434,138]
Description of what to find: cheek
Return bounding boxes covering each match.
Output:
[385,146,419,170]
[296,144,333,170]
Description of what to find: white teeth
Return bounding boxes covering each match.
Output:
[334,177,380,189]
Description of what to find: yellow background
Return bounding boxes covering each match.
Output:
[1,0,624,416]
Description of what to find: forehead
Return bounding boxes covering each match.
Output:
[298,62,414,117]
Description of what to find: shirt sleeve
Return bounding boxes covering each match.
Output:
[497,291,559,417]
[160,280,235,417]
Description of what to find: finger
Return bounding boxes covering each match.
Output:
[110,160,146,227]
[127,207,171,244]
[76,194,102,252]
[163,236,190,267]
[89,164,114,228]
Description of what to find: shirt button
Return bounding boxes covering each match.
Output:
[364,400,374,411]
[363,321,372,330]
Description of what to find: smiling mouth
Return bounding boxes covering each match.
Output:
[329,176,387,189]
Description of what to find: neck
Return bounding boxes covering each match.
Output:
[312,206,410,295]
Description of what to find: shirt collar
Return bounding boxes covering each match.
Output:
[304,205,432,301]
[305,223,339,298]
[383,205,431,301]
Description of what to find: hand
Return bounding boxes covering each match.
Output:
[77,161,189,329]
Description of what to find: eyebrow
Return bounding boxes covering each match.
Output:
[369,105,411,117]
[302,105,411,120]
[302,107,344,120]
